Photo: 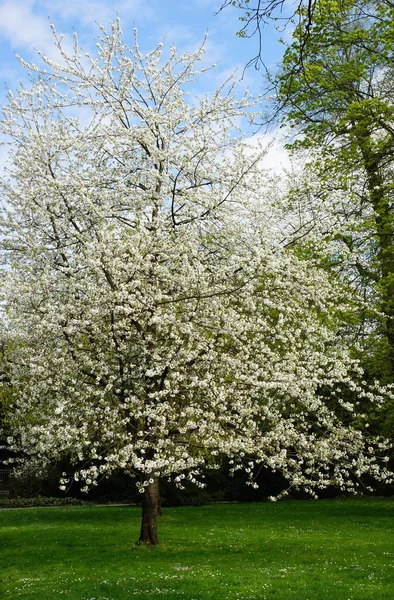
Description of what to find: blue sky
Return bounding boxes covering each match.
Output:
[0,1,287,97]
[0,0,291,170]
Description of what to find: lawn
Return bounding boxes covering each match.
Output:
[0,498,393,599]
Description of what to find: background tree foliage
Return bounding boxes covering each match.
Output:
[272,0,394,382]
[220,0,394,69]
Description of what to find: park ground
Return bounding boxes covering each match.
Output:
[0,498,393,599]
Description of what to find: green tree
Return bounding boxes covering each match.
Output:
[274,0,394,380]
[219,1,394,69]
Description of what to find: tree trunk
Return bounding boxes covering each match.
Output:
[360,137,394,379]
[137,475,160,545]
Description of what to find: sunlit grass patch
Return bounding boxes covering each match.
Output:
[1,499,393,599]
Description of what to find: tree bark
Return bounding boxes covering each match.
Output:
[358,131,394,378]
[137,475,160,545]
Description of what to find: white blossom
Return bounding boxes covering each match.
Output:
[0,22,392,498]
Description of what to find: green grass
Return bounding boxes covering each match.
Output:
[1,499,393,599]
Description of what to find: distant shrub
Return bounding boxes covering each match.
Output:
[0,495,89,509]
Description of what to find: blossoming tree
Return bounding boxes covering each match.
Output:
[0,22,392,545]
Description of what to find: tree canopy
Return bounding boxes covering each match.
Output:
[219,0,394,69]
[0,21,392,544]
[273,0,394,380]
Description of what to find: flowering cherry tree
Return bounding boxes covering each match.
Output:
[0,22,392,545]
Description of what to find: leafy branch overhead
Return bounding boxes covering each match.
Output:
[219,0,394,70]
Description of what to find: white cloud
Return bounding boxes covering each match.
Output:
[0,0,78,63]
[40,0,154,29]
[246,129,292,175]
[260,134,291,174]
[0,0,155,61]
[0,1,55,54]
